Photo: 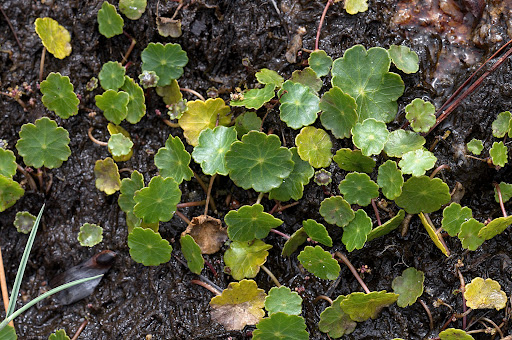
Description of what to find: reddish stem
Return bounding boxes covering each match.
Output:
[315,0,333,51]
[204,260,218,277]
[0,7,23,51]
[313,295,333,305]
[371,199,382,226]
[180,88,205,101]
[429,164,450,179]
[334,252,371,294]
[277,201,300,212]
[494,182,508,217]
[176,200,206,208]
[175,210,191,225]
[71,319,88,340]
[204,174,216,215]
[270,229,290,239]
[190,279,221,295]
[457,269,467,330]
[418,299,434,331]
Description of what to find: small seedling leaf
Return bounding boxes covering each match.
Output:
[225,204,283,242]
[442,203,473,236]
[14,211,36,234]
[458,218,485,250]
[419,212,449,256]
[127,227,172,266]
[318,295,357,338]
[94,157,121,195]
[154,135,193,184]
[309,50,333,77]
[121,76,146,124]
[395,176,451,214]
[392,267,424,307]
[265,286,302,315]
[224,240,272,280]
[268,147,314,201]
[78,223,103,247]
[281,228,308,257]
[210,279,266,331]
[97,1,124,38]
[303,219,332,247]
[466,139,484,155]
[319,86,358,139]
[16,117,71,169]
[182,215,227,254]
[0,175,24,212]
[333,148,375,173]
[279,80,320,129]
[297,245,340,280]
[180,234,204,274]
[140,71,160,90]
[377,160,404,200]
[388,45,419,74]
[319,196,355,228]
[48,329,70,340]
[255,68,284,88]
[405,98,436,133]
[352,118,389,156]
[338,172,379,206]
[156,80,181,105]
[492,111,511,138]
[478,215,512,240]
[95,90,129,125]
[439,328,474,340]
[118,170,144,213]
[490,141,508,167]
[108,133,133,158]
[340,291,398,322]
[235,112,262,138]
[125,212,159,234]
[141,43,188,86]
[192,126,237,176]
[119,0,147,20]
[0,148,16,178]
[98,61,126,90]
[367,209,405,241]
[253,312,308,340]
[230,84,275,110]
[133,176,181,223]
[332,45,404,122]
[384,129,425,158]
[494,182,512,203]
[295,126,332,168]
[314,169,332,186]
[464,277,507,310]
[178,98,231,146]
[225,131,294,192]
[290,67,323,93]
[40,72,79,118]
[342,209,372,251]
[34,17,71,59]
[344,0,368,14]
[399,149,437,177]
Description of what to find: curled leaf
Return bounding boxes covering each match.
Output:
[464,277,507,310]
[182,215,227,254]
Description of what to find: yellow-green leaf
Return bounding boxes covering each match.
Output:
[34,17,71,59]
[464,277,507,310]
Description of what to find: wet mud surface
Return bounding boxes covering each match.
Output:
[1,0,512,339]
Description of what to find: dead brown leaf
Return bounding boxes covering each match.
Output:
[182,215,227,254]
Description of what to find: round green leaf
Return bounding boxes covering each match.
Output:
[256,68,284,87]
[442,203,473,237]
[224,240,272,280]
[128,227,172,266]
[384,129,425,158]
[49,329,70,340]
[478,215,512,240]
[230,84,275,110]
[339,291,398,322]
[107,133,133,157]
[119,0,147,20]
[319,295,357,338]
[139,71,160,89]
[192,126,237,176]
[344,0,368,14]
[377,160,404,200]
[333,148,375,173]
[342,209,372,252]
[265,286,302,315]
[464,277,507,310]
[319,86,358,139]
[0,148,16,178]
[467,138,484,155]
[494,182,512,203]
[492,111,511,138]
[40,72,79,119]
[281,228,308,257]
[295,126,332,168]
[16,117,71,169]
[154,135,193,184]
[303,219,332,247]
[405,98,436,133]
[352,118,389,156]
[118,170,144,213]
[395,176,451,214]
[331,45,404,123]
[225,204,283,242]
[253,312,308,340]
[367,209,405,241]
[225,131,294,193]
[319,196,355,227]
[78,223,103,247]
[234,111,262,138]
[180,234,204,274]
[98,61,126,90]
[133,175,181,223]
[392,267,424,307]
[95,89,129,125]
[388,45,419,74]
[97,1,124,38]
[458,218,485,250]
[308,50,333,77]
[94,157,121,195]
[279,80,320,129]
[0,175,24,212]
[399,149,437,177]
[490,141,508,167]
[14,211,36,234]
[339,172,379,206]
[141,42,188,86]
[297,245,340,280]
[439,328,474,340]
[290,67,323,93]
[34,17,71,59]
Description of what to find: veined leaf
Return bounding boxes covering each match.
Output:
[297,245,340,280]
[128,227,172,266]
[388,45,419,74]
[319,196,355,228]
[333,148,375,174]
[192,126,237,176]
[133,175,181,223]
[295,126,332,168]
[94,157,121,195]
[97,1,124,38]
[141,42,188,86]
[252,312,308,340]
[225,204,283,242]
[342,209,372,251]
[154,135,193,184]
[319,295,357,337]
[377,160,404,200]
[279,80,320,129]
[224,240,272,280]
[319,86,358,139]
[338,172,379,206]
[264,286,302,315]
[392,267,424,307]
[35,17,71,59]
[40,72,79,119]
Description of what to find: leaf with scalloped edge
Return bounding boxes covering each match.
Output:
[442,203,473,237]
[392,267,424,307]
[333,148,375,173]
[303,219,332,247]
[342,209,372,252]
[180,234,204,274]
[399,149,437,177]
[458,218,485,251]
[309,50,333,77]
[156,79,181,104]
[339,172,379,206]
[230,84,275,110]
[297,245,340,280]
[319,86,358,139]
[225,131,294,193]
[119,0,147,20]
[340,291,398,322]
[439,328,474,340]
[16,117,71,169]
[235,112,262,138]
[319,196,355,227]
[332,45,404,122]
[118,170,144,214]
[128,227,172,266]
[395,176,450,214]
[48,329,70,340]
[0,175,24,212]
[352,118,389,156]
[494,182,512,203]
[405,99,436,133]
[121,76,146,124]
[388,45,419,74]
[490,141,508,167]
[99,61,126,90]
[256,69,284,88]
[290,67,323,93]
[281,228,308,257]
[94,157,121,195]
[13,211,36,234]
[318,295,357,338]
[419,212,449,256]
[178,98,231,146]
[224,240,272,280]
[108,133,133,158]
[210,279,266,331]
[344,0,368,14]
[225,204,283,242]
[97,1,124,38]
[279,80,320,129]
[384,129,425,158]
[367,209,405,242]
[478,215,512,240]
[492,111,511,138]
[467,139,484,155]
[295,126,332,168]
[154,135,193,184]
[133,176,181,223]
[40,72,79,118]
[268,147,314,201]
[35,17,71,59]
[377,160,404,200]
[95,90,129,125]
[0,148,16,178]
[141,42,188,86]
[78,223,103,247]
[253,312,308,340]
[265,286,302,315]
[192,126,237,176]
[464,277,507,310]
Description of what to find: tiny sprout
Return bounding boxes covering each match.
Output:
[138,70,160,89]
[167,100,187,120]
[230,88,245,101]
[86,77,98,91]
[314,169,332,186]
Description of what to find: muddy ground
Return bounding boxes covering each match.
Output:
[1,0,512,339]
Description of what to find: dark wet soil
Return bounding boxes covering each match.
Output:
[2,0,512,339]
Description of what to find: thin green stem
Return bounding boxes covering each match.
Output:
[256,192,264,205]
